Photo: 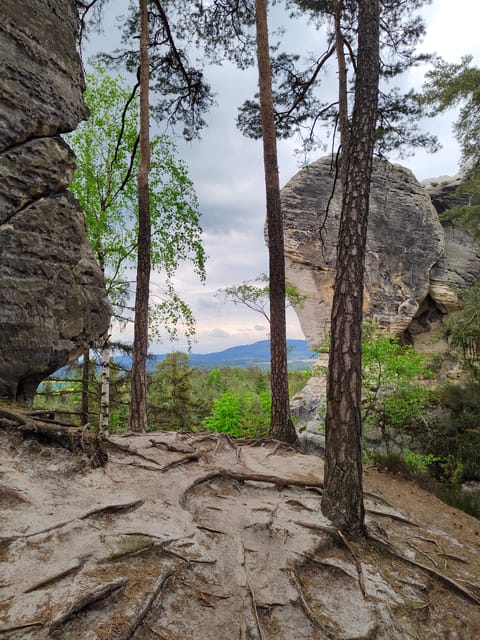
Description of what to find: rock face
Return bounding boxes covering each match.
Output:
[0,0,111,403]
[282,157,480,349]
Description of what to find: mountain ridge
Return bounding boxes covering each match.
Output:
[116,339,317,371]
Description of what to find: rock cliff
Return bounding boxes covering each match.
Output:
[282,157,480,349]
[0,0,111,404]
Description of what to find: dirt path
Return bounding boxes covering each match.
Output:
[1,428,479,639]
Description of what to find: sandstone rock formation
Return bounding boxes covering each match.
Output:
[0,0,111,404]
[282,157,480,349]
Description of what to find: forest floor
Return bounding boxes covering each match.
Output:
[1,419,480,639]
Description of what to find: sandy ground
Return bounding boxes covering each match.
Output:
[1,427,480,639]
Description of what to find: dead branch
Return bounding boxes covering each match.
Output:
[49,577,129,632]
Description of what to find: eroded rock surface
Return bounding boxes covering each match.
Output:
[0,0,110,403]
[282,157,480,349]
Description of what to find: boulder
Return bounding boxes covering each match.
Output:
[282,157,480,349]
[0,0,110,404]
[0,0,88,149]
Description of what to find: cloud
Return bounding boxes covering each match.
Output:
[85,0,480,355]
[208,328,232,339]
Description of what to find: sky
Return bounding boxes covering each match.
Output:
[83,0,480,355]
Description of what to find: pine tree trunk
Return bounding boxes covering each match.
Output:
[81,349,90,426]
[321,0,380,539]
[99,343,110,437]
[255,0,297,445]
[334,0,349,185]
[129,0,151,433]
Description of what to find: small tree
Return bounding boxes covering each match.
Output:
[218,273,306,324]
[361,325,433,451]
[148,352,197,431]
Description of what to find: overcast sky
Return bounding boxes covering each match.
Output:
[84,0,480,354]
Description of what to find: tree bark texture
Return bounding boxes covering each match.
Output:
[81,349,90,426]
[321,0,380,539]
[334,0,349,185]
[129,0,152,433]
[255,0,297,444]
[99,342,110,437]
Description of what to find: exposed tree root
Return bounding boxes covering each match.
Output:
[406,541,438,567]
[23,561,84,593]
[105,439,163,467]
[0,410,107,467]
[182,470,324,505]
[116,569,177,640]
[295,519,480,605]
[366,508,420,526]
[287,566,337,639]
[148,439,194,454]
[5,500,144,543]
[336,529,368,598]
[0,619,45,634]
[241,542,266,640]
[81,499,144,519]
[159,453,201,472]
[49,577,129,633]
[367,531,480,605]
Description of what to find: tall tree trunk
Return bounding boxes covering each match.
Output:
[255,0,297,444]
[129,0,151,433]
[99,341,110,437]
[321,0,380,539]
[334,0,349,185]
[81,348,90,426]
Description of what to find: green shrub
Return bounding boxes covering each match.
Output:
[418,382,480,483]
[202,390,270,439]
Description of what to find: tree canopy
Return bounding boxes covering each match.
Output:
[67,66,206,342]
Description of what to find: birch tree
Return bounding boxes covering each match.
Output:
[67,67,205,433]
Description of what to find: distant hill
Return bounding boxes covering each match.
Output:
[116,339,317,371]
